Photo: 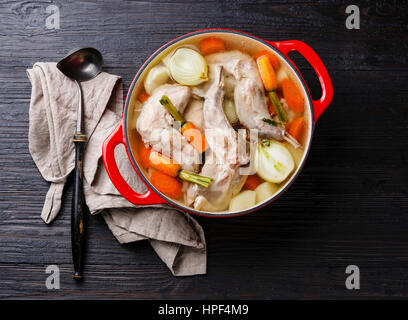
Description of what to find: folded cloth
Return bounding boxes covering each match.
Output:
[27,62,206,276]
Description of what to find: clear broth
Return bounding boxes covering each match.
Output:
[127,32,312,214]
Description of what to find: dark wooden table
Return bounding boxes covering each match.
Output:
[0,0,407,299]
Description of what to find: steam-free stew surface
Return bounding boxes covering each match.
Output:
[132,35,309,213]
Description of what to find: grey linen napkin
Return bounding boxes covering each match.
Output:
[27,62,206,276]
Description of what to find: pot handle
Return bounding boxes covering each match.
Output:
[268,40,333,122]
[102,121,166,205]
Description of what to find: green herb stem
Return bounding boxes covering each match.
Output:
[179,170,213,188]
[159,95,186,125]
[269,91,288,123]
[262,118,278,126]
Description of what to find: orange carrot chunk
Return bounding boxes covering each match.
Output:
[149,152,181,177]
[244,174,263,191]
[282,78,304,113]
[150,171,182,199]
[253,50,279,70]
[160,95,208,153]
[287,117,305,141]
[181,122,208,153]
[137,141,151,169]
[138,90,150,103]
[199,37,225,56]
[256,55,278,91]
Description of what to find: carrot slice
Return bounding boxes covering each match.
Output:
[138,90,150,103]
[287,117,305,141]
[244,174,263,191]
[199,37,225,56]
[149,152,181,177]
[256,55,278,91]
[137,141,151,169]
[181,122,208,153]
[282,78,304,113]
[253,50,279,70]
[150,171,182,199]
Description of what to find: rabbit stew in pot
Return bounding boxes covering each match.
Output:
[132,35,309,213]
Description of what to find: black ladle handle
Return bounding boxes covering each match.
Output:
[71,133,87,280]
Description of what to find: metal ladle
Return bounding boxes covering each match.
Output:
[57,47,103,280]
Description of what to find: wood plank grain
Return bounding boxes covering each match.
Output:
[0,0,407,299]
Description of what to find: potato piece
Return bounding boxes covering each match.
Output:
[223,99,239,124]
[144,64,169,95]
[255,182,279,204]
[276,67,289,85]
[284,141,304,167]
[224,74,236,99]
[229,190,256,212]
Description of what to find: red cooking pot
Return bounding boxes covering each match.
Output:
[102,29,333,217]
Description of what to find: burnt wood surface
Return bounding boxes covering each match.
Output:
[0,0,407,299]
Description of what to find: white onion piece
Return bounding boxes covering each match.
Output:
[168,48,208,86]
[255,141,295,183]
[162,44,200,69]
[144,64,169,95]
